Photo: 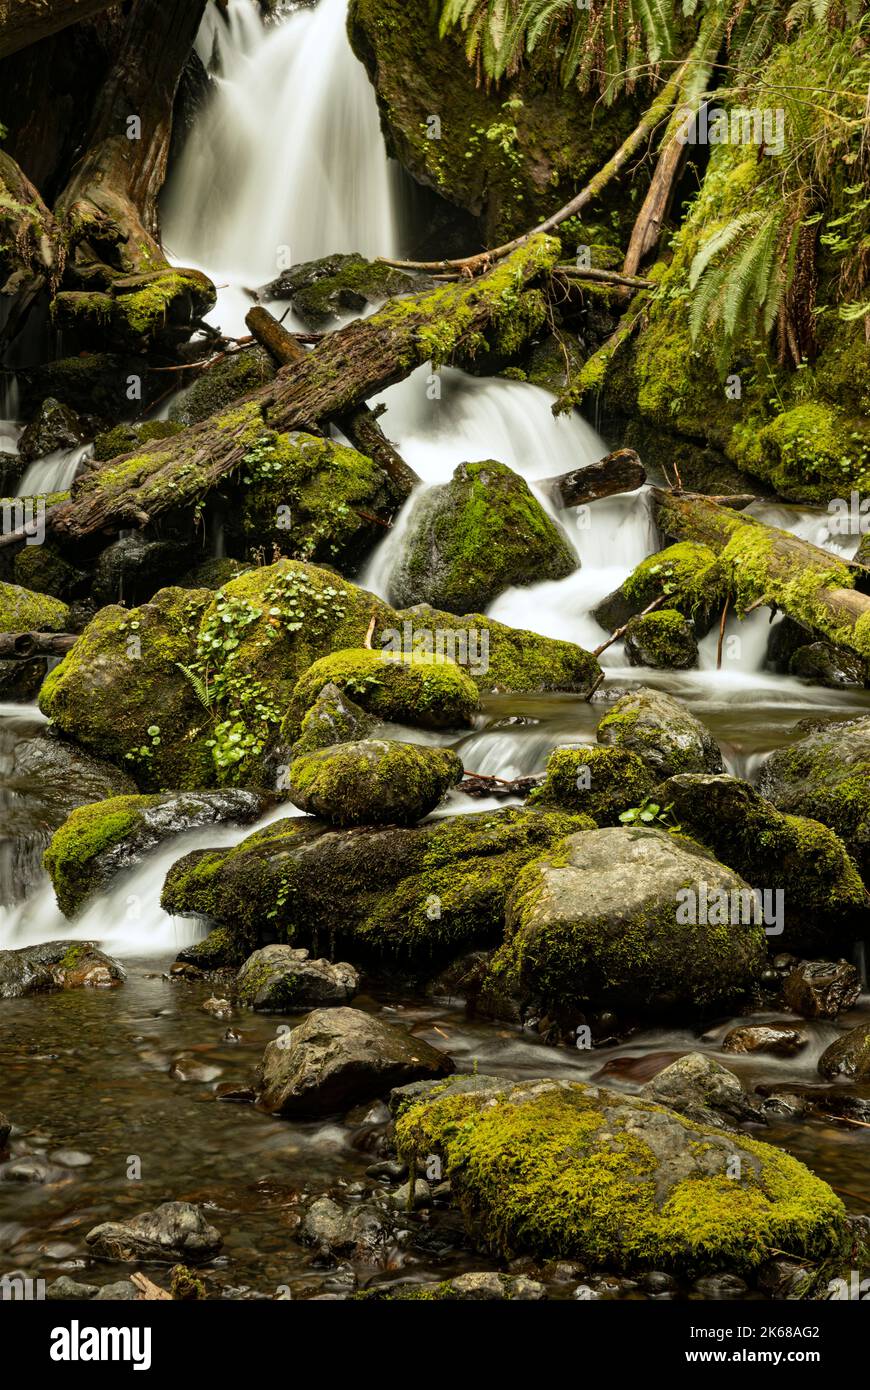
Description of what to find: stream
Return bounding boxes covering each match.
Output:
[1,0,868,1300]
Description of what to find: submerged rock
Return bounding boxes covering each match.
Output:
[299,1195,391,1264]
[596,688,723,778]
[640,1052,760,1129]
[44,789,268,918]
[759,716,870,883]
[236,945,358,1012]
[655,774,867,953]
[362,1272,546,1301]
[85,1201,222,1263]
[287,739,463,826]
[624,609,699,670]
[388,460,577,615]
[818,1023,870,1081]
[391,1076,844,1274]
[257,1006,454,1117]
[783,959,861,1020]
[0,941,125,998]
[486,826,766,1016]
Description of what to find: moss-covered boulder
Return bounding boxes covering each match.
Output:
[624,610,699,670]
[288,740,463,827]
[18,398,88,463]
[0,581,70,633]
[93,419,184,463]
[168,346,275,427]
[528,745,654,825]
[597,688,724,778]
[258,253,418,327]
[12,544,88,601]
[0,941,126,998]
[655,774,867,953]
[487,825,766,1017]
[235,944,358,1012]
[161,805,593,969]
[176,926,244,971]
[759,716,870,883]
[285,648,479,738]
[594,543,722,636]
[44,789,267,919]
[391,1076,845,1273]
[389,461,576,614]
[290,681,374,758]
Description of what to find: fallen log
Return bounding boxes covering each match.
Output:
[0,633,78,659]
[554,266,655,291]
[652,488,870,663]
[246,305,421,500]
[542,448,646,508]
[49,236,557,541]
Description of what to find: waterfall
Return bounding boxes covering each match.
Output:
[16,443,92,496]
[162,0,401,336]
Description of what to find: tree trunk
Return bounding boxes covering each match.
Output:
[51,0,214,350]
[0,0,118,59]
[0,151,64,346]
[541,449,646,507]
[0,632,77,658]
[48,235,558,541]
[652,488,870,662]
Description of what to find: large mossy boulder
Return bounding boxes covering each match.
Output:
[594,542,722,636]
[285,648,479,737]
[288,740,463,827]
[258,1006,454,1117]
[655,774,867,953]
[391,1076,845,1274]
[161,806,593,969]
[0,581,70,633]
[44,790,267,919]
[597,688,724,778]
[759,717,870,883]
[388,461,576,614]
[624,609,699,670]
[528,745,654,825]
[486,825,766,1017]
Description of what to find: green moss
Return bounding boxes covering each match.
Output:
[529,746,653,824]
[168,345,276,427]
[621,543,724,624]
[624,609,698,669]
[288,739,463,827]
[285,647,479,738]
[43,795,159,917]
[394,1080,845,1273]
[93,420,184,463]
[0,580,70,633]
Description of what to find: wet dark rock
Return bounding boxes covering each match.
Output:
[818,1023,870,1081]
[257,1006,454,1118]
[365,1159,407,1183]
[641,1052,761,1128]
[722,1024,807,1057]
[85,1201,222,1263]
[299,1196,391,1265]
[757,1258,814,1298]
[18,397,88,462]
[639,1271,679,1294]
[236,945,358,1012]
[789,641,867,689]
[0,941,125,998]
[8,731,136,818]
[782,959,861,1019]
[426,950,491,1004]
[806,1090,870,1124]
[0,1112,10,1149]
[257,253,418,327]
[46,1275,99,1300]
[759,1092,809,1119]
[92,535,194,607]
[692,1272,748,1299]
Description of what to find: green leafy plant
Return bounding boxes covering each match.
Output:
[619,796,682,831]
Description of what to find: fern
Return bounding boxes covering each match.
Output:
[175,661,215,714]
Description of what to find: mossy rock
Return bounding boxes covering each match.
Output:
[624,609,699,670]
[288,739,463,827]
[487,825,766,1017]
[176,926,245,971]
[177,558,252,590]
[93,420,184,463]
[595,542,723,637]
[224,430,397,572]
[0,940,127,997]
[528,745,654,825]
[597,688,723,779]
[161,805,593,969]
[658,774,867,953]
[44,789,266,918]
[290,681,374,757]
[759,716,870,884]
[285,648,479,738]
[52,268,216,354]
[392,1077,845,1274]
[12,545,87,601]
[18,353,161,423]
[389,460,576,614]
[0,581,70,633]
[258,253,419,328]
[168,345,275,428]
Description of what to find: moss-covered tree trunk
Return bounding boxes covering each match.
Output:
[0,150,63,345]
[653,489,870,662]
[50,0,214,351]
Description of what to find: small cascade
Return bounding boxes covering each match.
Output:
[16,442,93,496]
[162,0,401,335]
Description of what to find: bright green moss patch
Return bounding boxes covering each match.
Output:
[528,745,652,824]
[0,581,70,633]
[394,1079,845,1273]
[43,795,157,917]
[285,647,479,738]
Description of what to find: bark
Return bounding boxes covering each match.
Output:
[542,448,646,508]
[554,266,655,291]
[0,0,117,59]
[48,236,557,541]
[246,305,422,499]
[0,150,64,346]
[0,632,77,658]
[51,0,213,349]
[652,488,870,662]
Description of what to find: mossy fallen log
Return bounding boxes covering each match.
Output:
[48,235,560,542]
[652,488,870,663]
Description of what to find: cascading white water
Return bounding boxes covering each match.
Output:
[16,442,93,495]
[162,0,401,336]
